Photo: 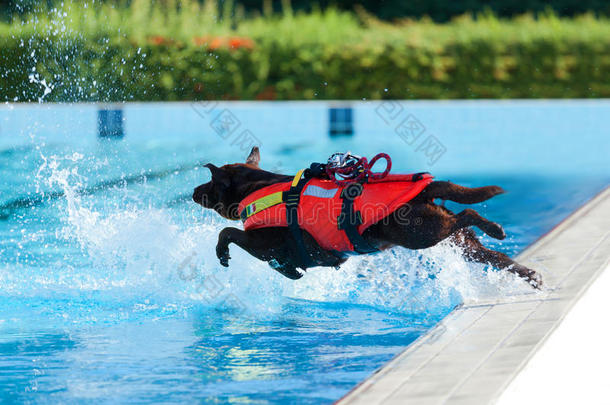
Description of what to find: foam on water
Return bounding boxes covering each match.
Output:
[0,152,532,326]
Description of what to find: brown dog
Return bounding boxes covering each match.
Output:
[192,147,542,289]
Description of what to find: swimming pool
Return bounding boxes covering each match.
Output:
[0,100,608,403]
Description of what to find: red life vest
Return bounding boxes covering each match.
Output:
[238,172,433,254]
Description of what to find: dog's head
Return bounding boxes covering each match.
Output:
[192,147,262,219]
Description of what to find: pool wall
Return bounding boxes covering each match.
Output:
[2,100,609,177]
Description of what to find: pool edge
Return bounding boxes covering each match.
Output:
[336,185,610,404]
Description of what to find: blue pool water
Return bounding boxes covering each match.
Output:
[0,101,608,403]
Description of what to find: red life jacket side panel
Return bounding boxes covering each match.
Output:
[239,182,292,229]
[239,174,433,252]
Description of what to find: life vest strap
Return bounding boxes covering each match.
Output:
[283,170,311,269]
[337,183,379,254]
[239,168,311,221]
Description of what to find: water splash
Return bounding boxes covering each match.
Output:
[3,153,532,326]
[8,1,148,103]
[28,72,54,102]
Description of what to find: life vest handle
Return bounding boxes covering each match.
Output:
[326,153,392,186]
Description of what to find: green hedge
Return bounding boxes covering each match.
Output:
[5,0,610,22]
[2,2,610,101]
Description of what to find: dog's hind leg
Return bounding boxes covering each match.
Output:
[451,229,542,289]
[451,208,506,240]
[418,181,504,204]
[366,203,505,250]
[216,227,303,279]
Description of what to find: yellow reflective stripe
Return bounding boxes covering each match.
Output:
[242,170,305,220]
[243,191,284,219]
[291,169,305,187]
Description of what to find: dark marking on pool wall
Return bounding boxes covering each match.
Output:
[329,107,353,136]
[98,108,124,138]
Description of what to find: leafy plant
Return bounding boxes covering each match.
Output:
[2,1,610,101]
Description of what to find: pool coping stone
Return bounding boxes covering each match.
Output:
[337,186,610,405]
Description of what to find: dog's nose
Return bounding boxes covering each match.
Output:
[192,187,202,203]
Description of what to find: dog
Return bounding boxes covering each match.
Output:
[192,147,542,289]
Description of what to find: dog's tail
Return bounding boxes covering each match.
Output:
[417,181,505,204]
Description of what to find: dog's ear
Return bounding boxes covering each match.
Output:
[245,146,260,167]
[204,163,230,188]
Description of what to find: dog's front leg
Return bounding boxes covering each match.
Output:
[216,227,240,267]
[215,227,303,279]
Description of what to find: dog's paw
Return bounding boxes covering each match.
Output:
[486,222,506,240]
[216,245,231,267]
[512,265,543,290]
[526,271,543,290]
[219,255,230,267]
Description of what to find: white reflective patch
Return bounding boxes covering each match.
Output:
[303,185,338,198]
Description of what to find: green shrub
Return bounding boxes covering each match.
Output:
[1,1,610,101]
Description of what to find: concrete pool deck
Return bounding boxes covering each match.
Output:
[338,186,610,404]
